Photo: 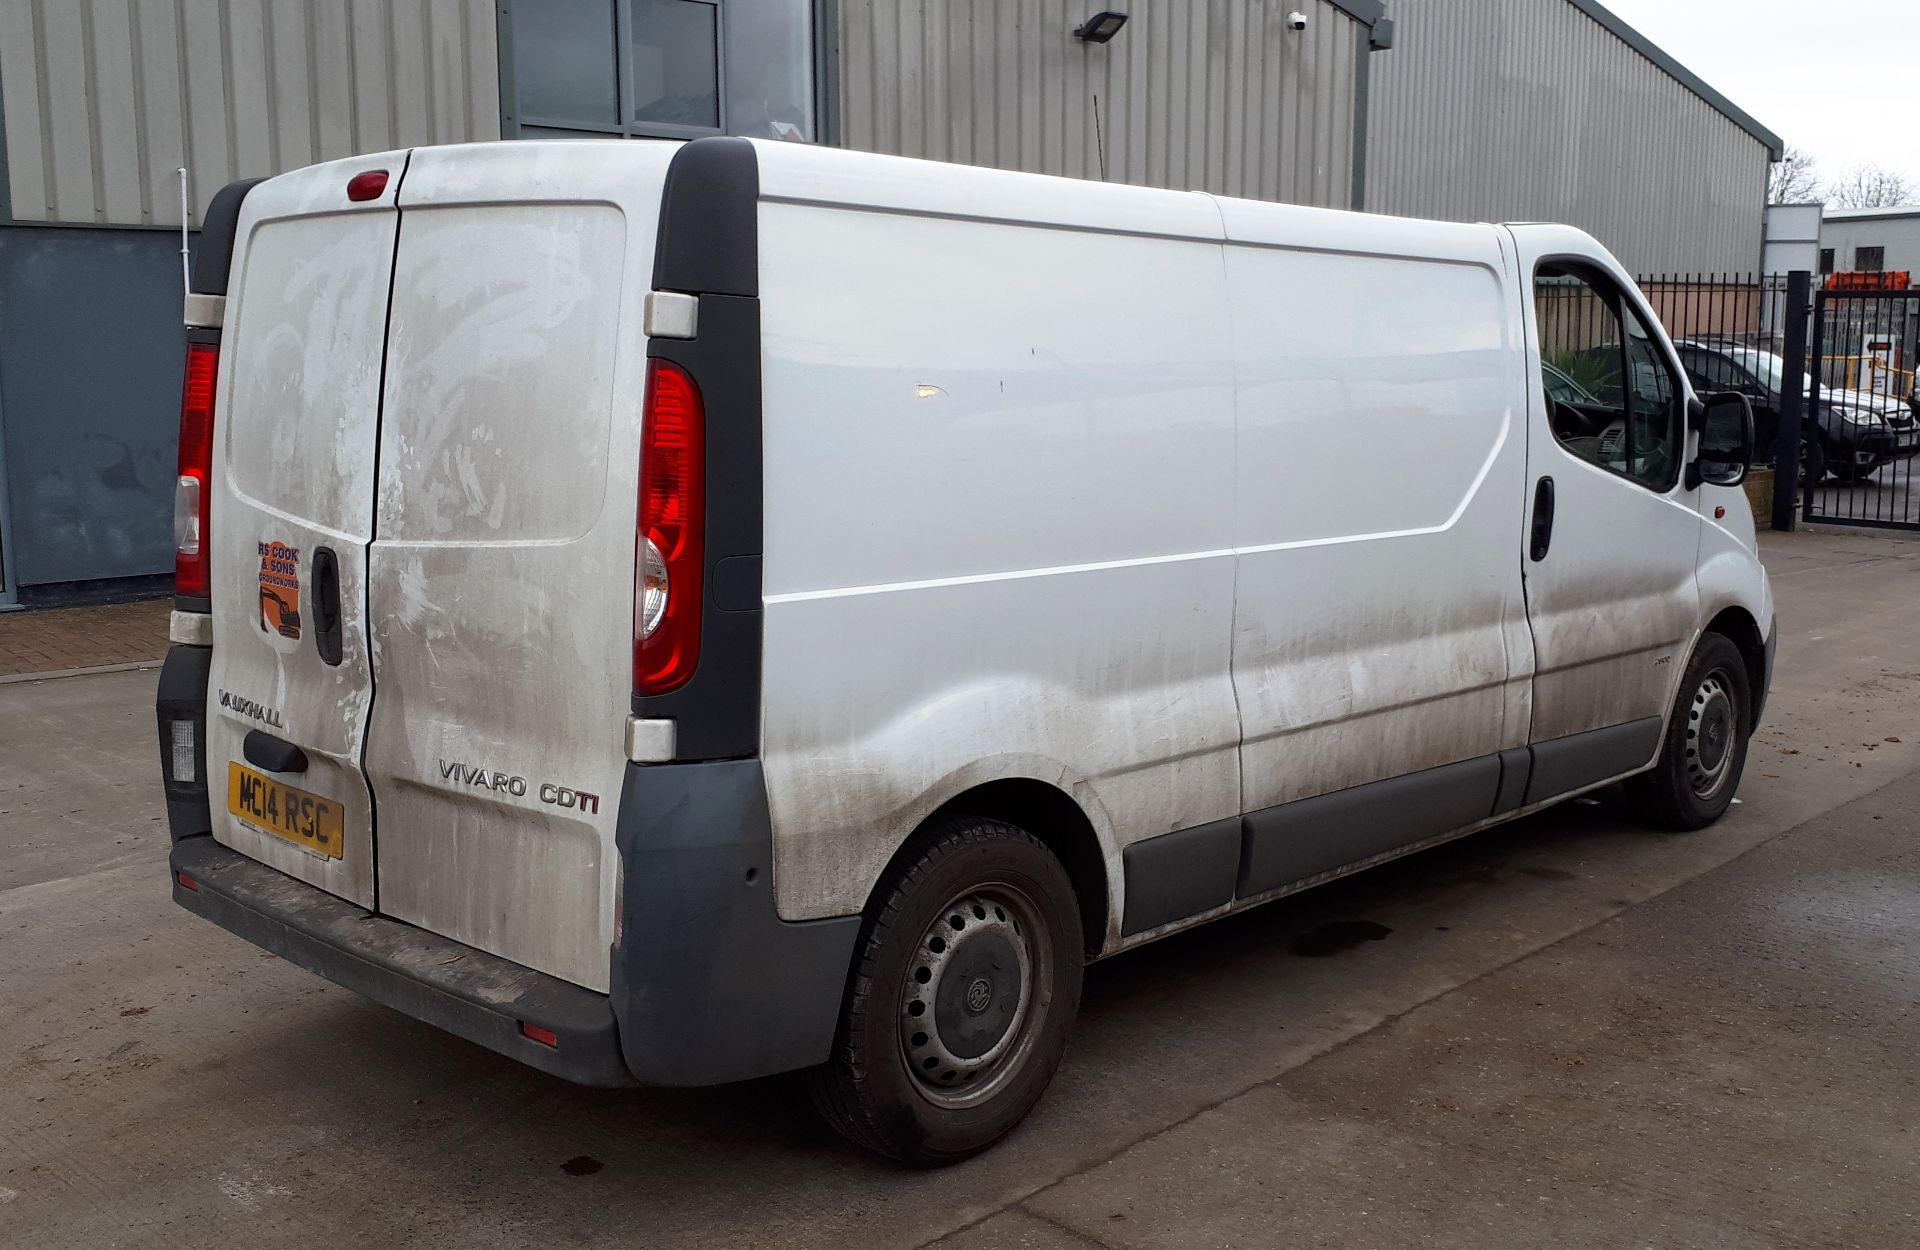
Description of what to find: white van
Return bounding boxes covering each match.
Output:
[156,137,1774,1164]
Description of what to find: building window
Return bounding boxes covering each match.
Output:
[1857,246,1886,272]
[631,0,720,129]
[515,0,622,130]
[508,0,815,142]
[1820,248,1835,275]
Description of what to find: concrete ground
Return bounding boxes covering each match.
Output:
[3,527,1918,1248]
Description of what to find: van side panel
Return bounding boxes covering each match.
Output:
[756,192,1240,931]
[1218,206,1534,822]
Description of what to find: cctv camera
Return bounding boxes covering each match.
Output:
[1286,10,1308,29]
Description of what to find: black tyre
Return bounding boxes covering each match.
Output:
[1770,433,1824,489]
[1627,632,1751,831]
[1827,453,1882,482]
[806,813,1084,1166]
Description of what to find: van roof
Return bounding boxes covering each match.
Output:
[743,138,1511,262]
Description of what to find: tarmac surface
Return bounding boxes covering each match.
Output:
[2,527,1917,1248]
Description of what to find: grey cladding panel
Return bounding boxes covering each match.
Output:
[1525,718,1664,805]
[1493,747,1532,816]
[1121,818,1241,936]
[1238,755,1502,899]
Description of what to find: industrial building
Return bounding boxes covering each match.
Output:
[0,0,1781,605]
[1821,209,1920,280]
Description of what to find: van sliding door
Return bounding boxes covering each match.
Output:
[1218,205,1535,895]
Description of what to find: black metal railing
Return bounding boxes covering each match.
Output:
[1631,274,1805,525]
[1802,283,1920,529]
[1623,269,1920,531]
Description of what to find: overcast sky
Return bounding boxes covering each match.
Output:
[1597,0,1920,194]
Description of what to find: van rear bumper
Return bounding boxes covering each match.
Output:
[169,836,636,1087]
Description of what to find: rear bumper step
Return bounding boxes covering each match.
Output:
[170,836,635,1087]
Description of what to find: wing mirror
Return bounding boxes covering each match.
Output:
[1689,391,1754,489]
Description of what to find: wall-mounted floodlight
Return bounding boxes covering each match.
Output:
[1074,11,1129,42]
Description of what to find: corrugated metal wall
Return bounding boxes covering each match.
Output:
[1366,0,1769,275]
[836,0,1363,209]
[0,0,501,228]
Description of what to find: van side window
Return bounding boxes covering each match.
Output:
[1535,265,1683,492]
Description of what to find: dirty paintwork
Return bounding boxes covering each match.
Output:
[1508,224,1731,747]
[196,139,1773,1009]
[754,165,1241,942]
[205,142,668,992]
[365,144,667,993]
[751,148,1772,955]
[1224,221,1533,813]
[206,153,408,910]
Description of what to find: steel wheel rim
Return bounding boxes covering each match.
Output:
[1686,668,1738,800]
[898,882,1051,1109]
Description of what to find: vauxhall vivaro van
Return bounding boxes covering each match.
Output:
[156,137,1774,1164]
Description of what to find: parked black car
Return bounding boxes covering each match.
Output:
[1673,337,1917,483]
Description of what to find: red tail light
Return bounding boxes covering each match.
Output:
[634,360,705,695]
[174,342,219,598]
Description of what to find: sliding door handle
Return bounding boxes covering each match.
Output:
[1530,476,1556,562]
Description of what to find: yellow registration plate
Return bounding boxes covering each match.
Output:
[226,762,344,860]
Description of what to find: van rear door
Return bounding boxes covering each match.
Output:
[205,155,407,908]
[362,143,675,991]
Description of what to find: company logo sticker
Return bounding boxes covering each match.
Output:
[258,541,303,642]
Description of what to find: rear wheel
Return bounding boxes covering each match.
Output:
[1627,632,1752,830]
[806,814,1083,1166]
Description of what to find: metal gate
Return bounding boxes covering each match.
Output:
[1802,284,1920,529]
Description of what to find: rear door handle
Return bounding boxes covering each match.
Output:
[313,547,343,666]
[1530,476,1556,562]
[244,730,308,774]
